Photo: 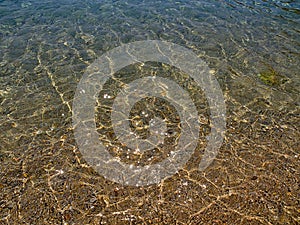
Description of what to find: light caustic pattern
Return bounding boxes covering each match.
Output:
[72,40,226,186]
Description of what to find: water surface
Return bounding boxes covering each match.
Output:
[0,0,299,224]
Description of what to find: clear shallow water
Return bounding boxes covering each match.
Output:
[0,0,299,224]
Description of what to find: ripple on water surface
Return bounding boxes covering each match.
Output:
[0,0,299,224]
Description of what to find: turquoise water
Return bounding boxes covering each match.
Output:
[0,0,299,224]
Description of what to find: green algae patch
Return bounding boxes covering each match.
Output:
[258,67,288,86]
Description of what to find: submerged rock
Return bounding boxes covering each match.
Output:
[258,66,288,86]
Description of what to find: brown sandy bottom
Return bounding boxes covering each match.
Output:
[0,0,299,224]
